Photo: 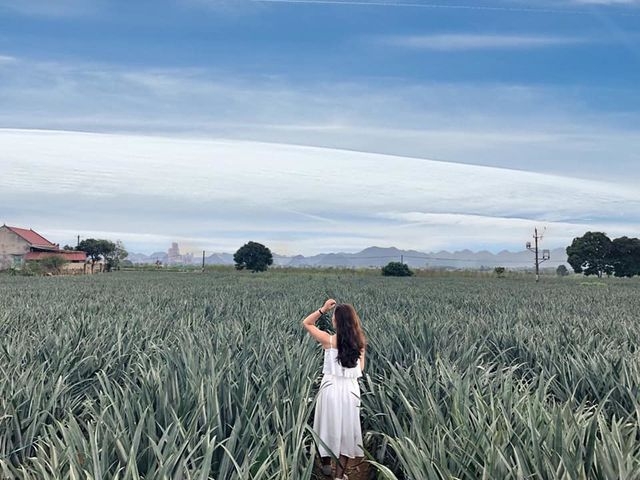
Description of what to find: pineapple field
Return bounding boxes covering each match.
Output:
[2,271,640,479]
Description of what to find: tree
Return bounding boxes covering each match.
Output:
[566,232,613,278]
[610,236,640,278]
[78,238,116,272]
[382,262,413,277]
[494,266,506,278]
[556,265,569,277]
[234,241,273,272]
[105,240,128,271]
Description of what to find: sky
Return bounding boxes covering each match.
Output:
[1,0,639,256]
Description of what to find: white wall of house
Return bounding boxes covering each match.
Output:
[0,226,30,269]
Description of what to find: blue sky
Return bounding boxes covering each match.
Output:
[1,0,639,255]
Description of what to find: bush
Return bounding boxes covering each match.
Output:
[40,256,68,275]
[22,262,44,276]
[382,262,413,277]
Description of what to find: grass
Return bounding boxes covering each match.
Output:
[1,271,640,479]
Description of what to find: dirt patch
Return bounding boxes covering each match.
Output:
[312,456,373,479]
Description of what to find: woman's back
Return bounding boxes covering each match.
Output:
[322,338,362,378]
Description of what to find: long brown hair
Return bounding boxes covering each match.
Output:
[334,304,366,368]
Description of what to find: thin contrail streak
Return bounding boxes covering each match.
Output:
[250,0,640,17]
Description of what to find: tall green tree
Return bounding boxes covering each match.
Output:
[610,236,640,278]
[234,241,273,272]
[566,232,613,278]
[78,238,116,272]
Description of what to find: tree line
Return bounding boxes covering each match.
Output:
[67,239,128,271]
[567,232,640,278]
[212,235,640,279]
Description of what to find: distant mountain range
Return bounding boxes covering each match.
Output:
[128,246,569,270]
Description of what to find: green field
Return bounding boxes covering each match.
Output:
[2,272,640,479]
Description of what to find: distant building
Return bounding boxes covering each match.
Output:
[0,224,88,273]
[166,242,195,265]
[168,242,181,264]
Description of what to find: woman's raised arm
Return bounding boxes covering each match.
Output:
[302,299,336,348]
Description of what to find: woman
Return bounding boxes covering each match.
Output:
[302,299,367,480]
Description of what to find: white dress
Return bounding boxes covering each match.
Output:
[313,335,364,459]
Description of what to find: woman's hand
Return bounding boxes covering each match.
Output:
[321,299,337,313]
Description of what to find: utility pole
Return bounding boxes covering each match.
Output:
[400,254,404,264]
[526,228,550,282]
[202,250,205,272]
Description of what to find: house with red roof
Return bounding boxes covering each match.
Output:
[0,225,88,273]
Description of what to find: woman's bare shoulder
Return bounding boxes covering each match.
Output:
[321,334,336,349]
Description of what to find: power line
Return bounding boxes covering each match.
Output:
[404,255,532,264]
[250,0,640,17]
[173,250,550,265]
[307,254,552,264]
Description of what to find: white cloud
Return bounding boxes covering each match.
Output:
[380,212,635,247]
[380,34,587,50]
[1,129,639,255]
[1,57,639,186]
